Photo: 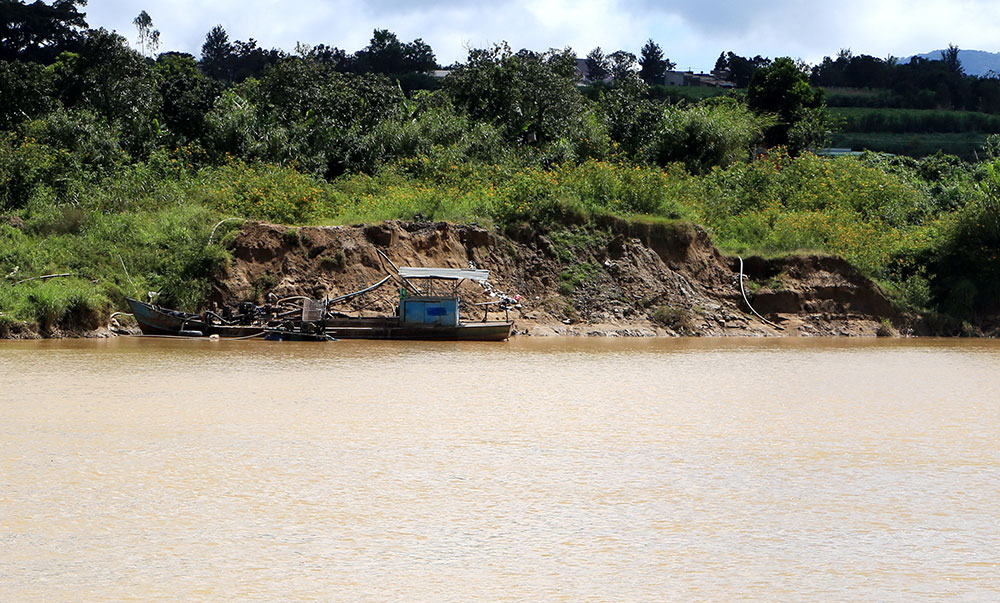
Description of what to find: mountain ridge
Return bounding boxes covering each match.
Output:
[908,49,1000,77]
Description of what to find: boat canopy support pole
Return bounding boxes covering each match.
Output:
[375,248,422,294]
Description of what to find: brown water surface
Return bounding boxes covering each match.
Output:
[1,337,998,600]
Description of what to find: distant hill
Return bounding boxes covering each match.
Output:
[909,49,1000,77]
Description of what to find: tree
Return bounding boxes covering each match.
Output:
[50,28,161,157]
[205,57,406,176]
[585,47,609,83]
[353,29,436,75]
[200,25,232,80]
[297,43,351,71]
[0,59,55,128]
[444,43,587,146]
[0,0,88,62]
[354,29,405,74]
[716,52,770,87]
[132,10,159,57]
[598,75,658,155]
[640,99,765,174]
[713,52,726,74]
[154,52,221,143]
[941,43,963,75]
[403,38,436,73]
[747,57,825,148]
[229,38,282,81]
[200,26,280,82]
[607,50,637,81]
[638,39,673,85]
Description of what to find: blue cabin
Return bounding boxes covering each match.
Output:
[400,295,460,327]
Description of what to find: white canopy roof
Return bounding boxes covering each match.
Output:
[398,267,490,282]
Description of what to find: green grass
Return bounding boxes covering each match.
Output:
[649,85,737,103]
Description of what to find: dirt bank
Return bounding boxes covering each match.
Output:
[206,219,906,337]
[2,218,922,339]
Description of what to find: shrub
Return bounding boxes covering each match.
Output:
[650,305,693,331]
[876,318,898,337]
[0,134,82,211]
[24,279,109,331]
[319,251,346,272]
[640,100,766,174]
[199,161,324,223]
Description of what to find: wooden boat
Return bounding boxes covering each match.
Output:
[125,266,514,342]
[125,298,334,341]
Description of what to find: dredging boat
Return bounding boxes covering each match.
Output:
[126,266,515,342]
[125,297,335,341]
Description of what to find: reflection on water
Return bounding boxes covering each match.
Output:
[1,337,999,600]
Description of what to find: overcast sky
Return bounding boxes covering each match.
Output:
[84,0,1000,70]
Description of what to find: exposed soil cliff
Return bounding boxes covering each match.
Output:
[208,219,904,337]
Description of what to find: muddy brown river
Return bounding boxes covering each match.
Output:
[1,337,998,600]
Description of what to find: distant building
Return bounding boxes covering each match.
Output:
[662,70,735,88]
[575,58,612,85]
[816,148,866,157]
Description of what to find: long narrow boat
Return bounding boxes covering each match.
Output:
[125,298,333,341]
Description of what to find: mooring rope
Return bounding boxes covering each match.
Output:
[133,331,265,341]
[737,256,785,331]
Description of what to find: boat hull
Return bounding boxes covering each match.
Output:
[126,298,265,338]
[323,319,513,341]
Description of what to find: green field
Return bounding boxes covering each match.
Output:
[648,85,737,103]
[830,132,990,159]
[830,107,1000,134]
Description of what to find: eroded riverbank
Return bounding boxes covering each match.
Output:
[4,219,994,339]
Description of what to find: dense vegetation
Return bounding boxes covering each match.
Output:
[715,48,1000,159]
[1,1,999,334]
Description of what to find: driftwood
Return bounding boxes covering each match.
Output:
[12,273,74,286]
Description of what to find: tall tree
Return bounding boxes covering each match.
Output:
[747,56,825,149]
[200,25,232,80]
[403,38,436,73]
[296,43,351,71]
[941,43,963,75]
[229,38,282,81]
[354,29,405,74]
[607,50,637,81]
[713,52,727,74]
[132,10,159,57]
[0,59,55,128]
[638,39,673,85]
[444,43,587,146]
[154,52,221,143]
[585,47,609,83]
[0,0,88,62]
[50,28,161,156]
[716,52,770,87]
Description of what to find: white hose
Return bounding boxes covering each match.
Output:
[737,256,785,331]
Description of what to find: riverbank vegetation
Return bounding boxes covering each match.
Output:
[1,2,999,333]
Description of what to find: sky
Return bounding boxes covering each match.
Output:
[83,0,1000,71]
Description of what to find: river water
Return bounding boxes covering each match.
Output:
[1,337,998,601]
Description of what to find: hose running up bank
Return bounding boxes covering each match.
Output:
[737,256,785,331]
